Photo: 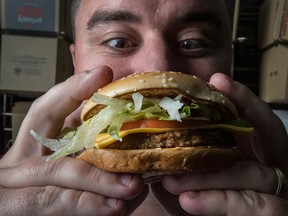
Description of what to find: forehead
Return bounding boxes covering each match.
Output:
[75,0,229,28]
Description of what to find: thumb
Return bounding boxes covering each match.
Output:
[3,66,113,164]
[209,73,288,171]
[179,190,288,216]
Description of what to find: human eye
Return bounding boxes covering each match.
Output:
[177,32,216,57]
[100,36,138,55]
[179,38,213,49]
[106,38,134,49]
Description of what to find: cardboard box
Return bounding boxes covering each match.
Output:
[277,0,288,41]
[1,0,71,34]
[258,0,280,49]
[259,47,274,101]
[258,0,288,49]
[0,34,73,94]
[259,45,288,103]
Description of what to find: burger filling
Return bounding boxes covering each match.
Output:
[30,92,252,161]
[106,129,235,150]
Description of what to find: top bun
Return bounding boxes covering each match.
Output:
[81,71,238,121]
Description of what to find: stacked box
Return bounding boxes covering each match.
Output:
[0,0,74,150]
[0,34,73,94]
[258,0,288,49]
[275,0,288,41]
[259,45,288,103]
[0,0,73,95]
[258,0,288,103]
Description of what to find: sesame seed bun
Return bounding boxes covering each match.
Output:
[81,71,238,121]
[78,147,241,174]
[78,71,242,174]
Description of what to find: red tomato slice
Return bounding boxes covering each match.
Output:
[120,119,212,130]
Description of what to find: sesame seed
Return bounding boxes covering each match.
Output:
[155,75,161,79]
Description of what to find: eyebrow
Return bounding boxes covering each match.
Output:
[87,10,141,30]
[175,9,224,29]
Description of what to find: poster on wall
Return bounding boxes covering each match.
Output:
[0,0,71,33]
[2,0,56,32]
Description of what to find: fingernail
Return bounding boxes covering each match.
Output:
[119,174,132,186]
[106,198,118,208]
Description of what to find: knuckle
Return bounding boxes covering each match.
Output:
[241,190,266,210]
[37,186,82,215]
[37,186,61,213]
[21,157,49,180]
[240,191,287,216]
[75,190,125,216]
[37,186,125,216]
[237,161,271,193]
[261,195,288,216]
[67,159,93,178]
[249,163,274,193]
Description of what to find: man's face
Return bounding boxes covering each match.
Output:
[71,0,232,81]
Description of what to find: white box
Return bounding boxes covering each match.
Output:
[259,47,274,101]
[258,0,280,49]
[258,0,288,49]
[0,34,73,94]
[259,45,288,103]
[277,0,288,41]
[1,0,71,34]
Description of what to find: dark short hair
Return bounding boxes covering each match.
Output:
[70,0,233,41]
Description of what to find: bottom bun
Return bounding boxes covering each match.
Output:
[77,147,241,173]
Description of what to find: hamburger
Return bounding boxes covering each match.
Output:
[31,71,253,174]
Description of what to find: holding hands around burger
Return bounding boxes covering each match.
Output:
[0,67,151,216]
[1,0,288,215]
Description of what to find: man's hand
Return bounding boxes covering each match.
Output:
[0,66,148,216]
[210,73,288,173]
[151,73,288,216]
[152,161,288,215]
